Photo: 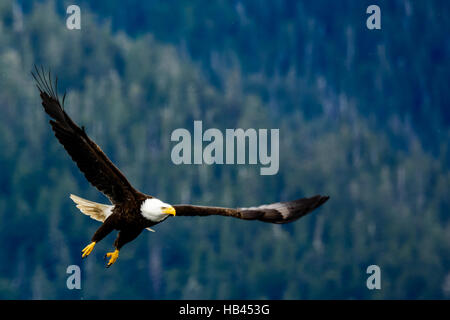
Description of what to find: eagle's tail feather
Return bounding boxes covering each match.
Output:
[69,194,113,222]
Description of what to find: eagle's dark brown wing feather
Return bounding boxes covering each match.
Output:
[174,195,329,224]
[32,67,140,204]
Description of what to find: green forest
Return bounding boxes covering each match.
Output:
[0,0,449,299]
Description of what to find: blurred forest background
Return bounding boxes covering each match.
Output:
[0,0,449,299]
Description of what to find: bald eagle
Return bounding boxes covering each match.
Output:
[32,67,329,267]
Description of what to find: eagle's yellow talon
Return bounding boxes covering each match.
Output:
[81,242,96,258]
[105,249,119,267]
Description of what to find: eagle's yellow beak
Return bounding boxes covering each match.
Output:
[162,206,176,216]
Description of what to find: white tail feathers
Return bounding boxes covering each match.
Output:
[69,194,156,232]
[69,194,113,222]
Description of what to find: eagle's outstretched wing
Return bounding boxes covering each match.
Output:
[174,195,329,224]
[32,67,140,204]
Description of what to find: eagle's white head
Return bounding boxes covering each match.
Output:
[140,198,176,222]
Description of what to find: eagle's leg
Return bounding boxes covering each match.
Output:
[104,229,142,268]
[105,249,119,267]
[82,217,115,258]
[82,242,96,258]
